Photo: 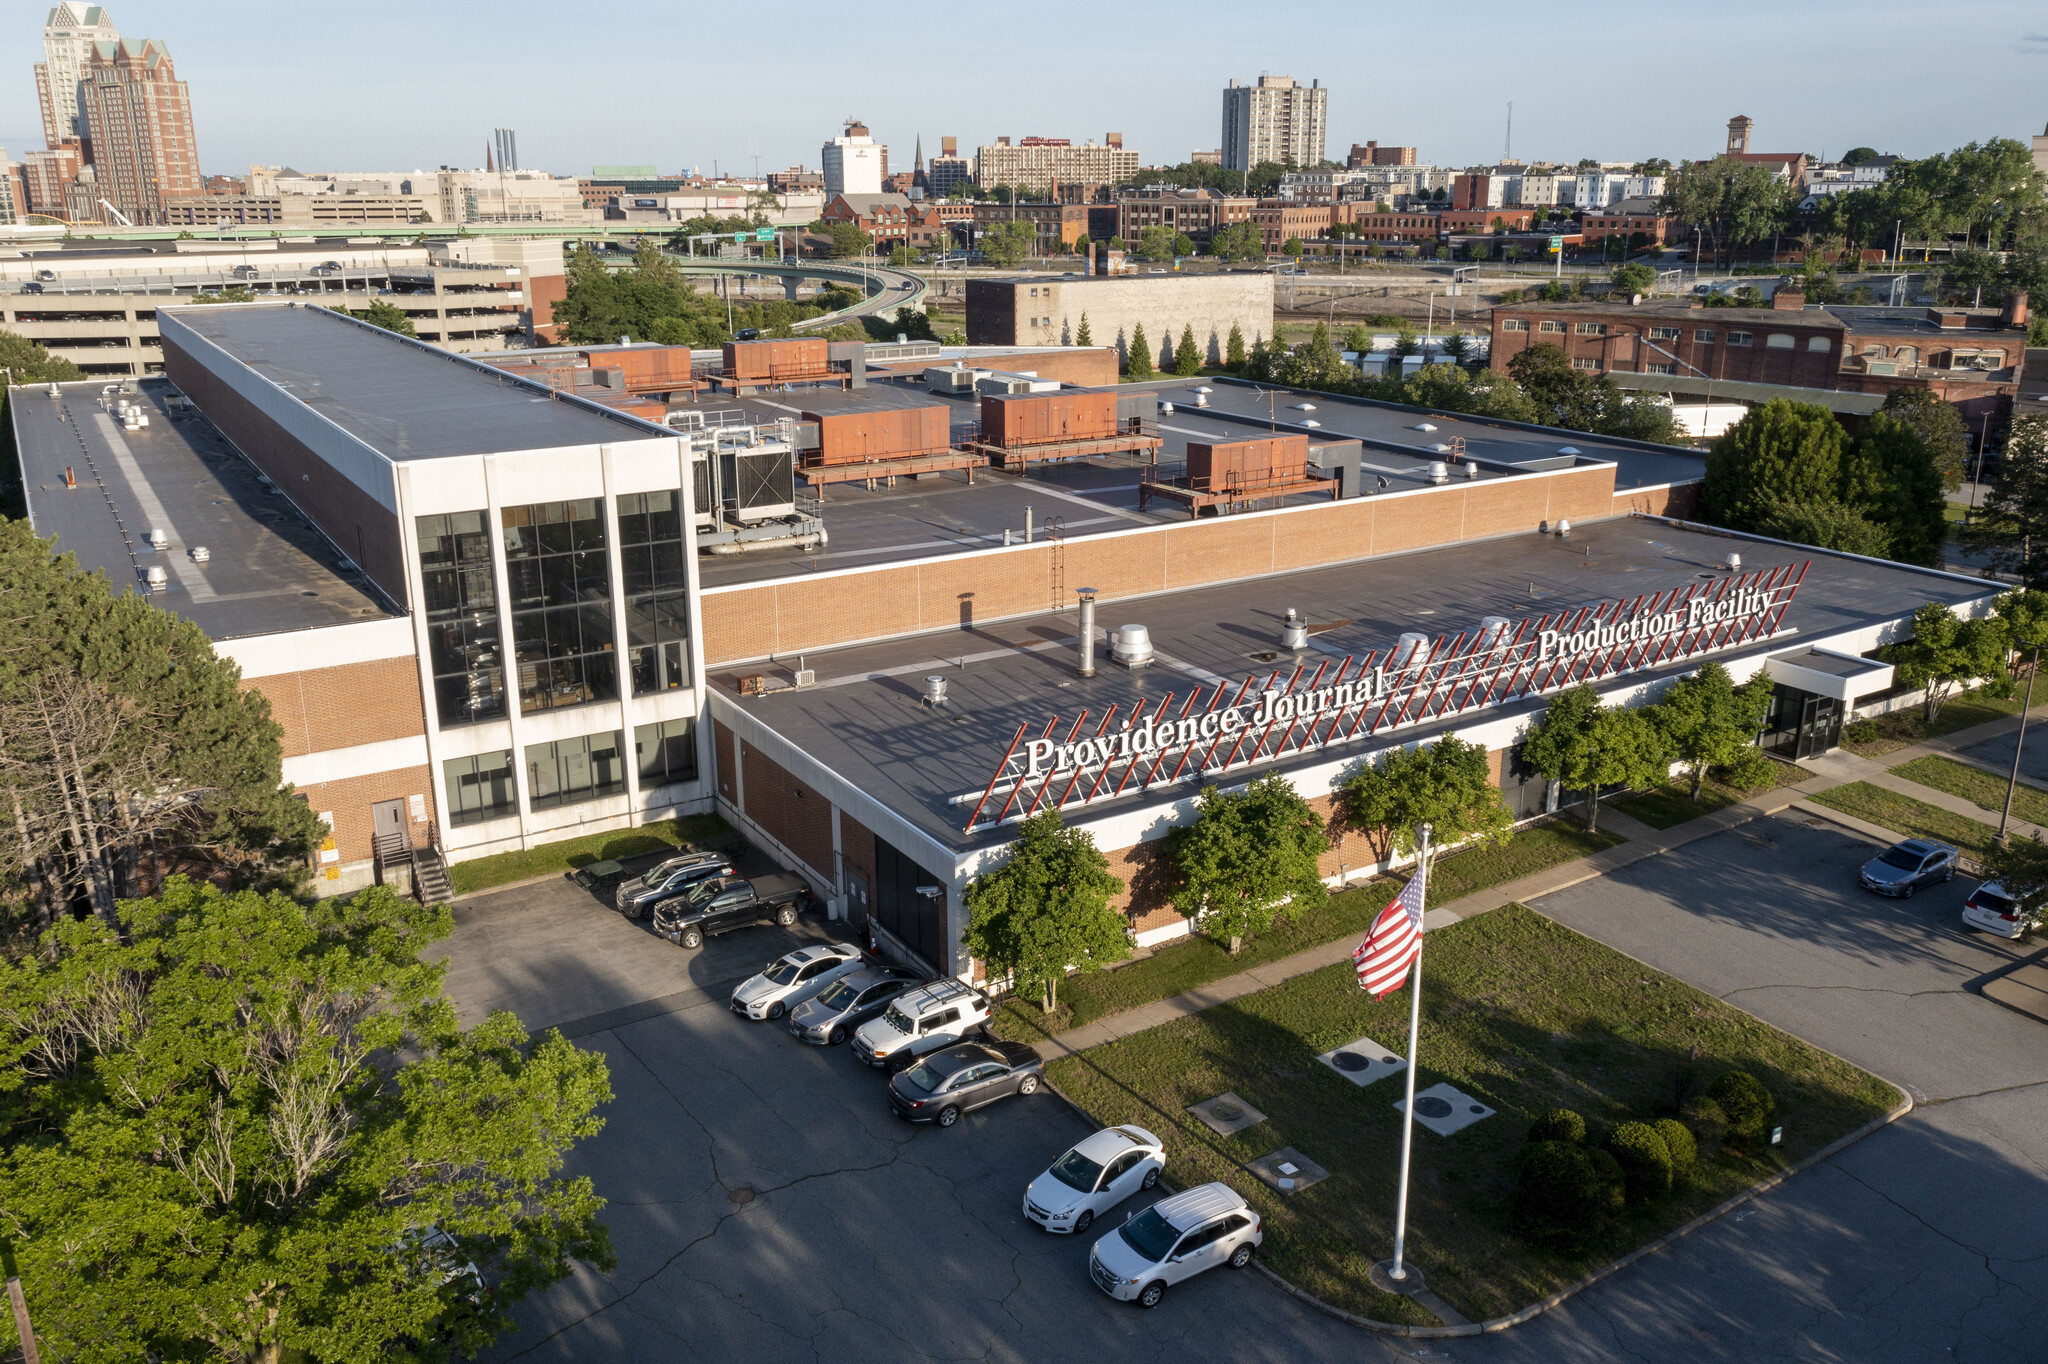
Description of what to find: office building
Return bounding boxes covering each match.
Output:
[927,137,975,197]
[1221,76,1327,172]
[1114,186,1255,246]
[823,120,884,198]
[34,3,120,151]
[973,136,1138,198]
[78,36,199,225]
[1348,142,1416,167]
[493,128,519,174]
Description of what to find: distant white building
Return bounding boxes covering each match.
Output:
[1572,172,1665,209]
[823,120,884,198]
[1222,76,1328,173]
[34,2,120,149]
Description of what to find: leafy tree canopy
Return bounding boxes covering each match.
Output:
[1520,685,1675,832]
[1342,734,1511,870]
[1891,601,2009,722]
[960,810,1128,1013]
[346,300,417,338]
[1167,775,1327,953]
[1651,662,1775,797]
[978,219,1037,268]
[0,879,613,1363]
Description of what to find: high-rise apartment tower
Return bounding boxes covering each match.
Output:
[80,37,199,225]
[1221,76,1327,173]
[34,3,121,150]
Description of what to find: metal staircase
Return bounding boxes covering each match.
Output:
[412,820,453,905]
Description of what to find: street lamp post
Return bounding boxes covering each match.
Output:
[2000,641,2043,846]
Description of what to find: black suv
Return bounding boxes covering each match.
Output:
[613,851,734,920]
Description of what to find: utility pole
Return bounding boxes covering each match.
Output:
[2001,641,2042,845]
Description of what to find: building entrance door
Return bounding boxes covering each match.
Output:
[1794,694,1841,760]
[371,799,406,846]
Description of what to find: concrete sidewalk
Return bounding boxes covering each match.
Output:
[1033,698,2048,1061]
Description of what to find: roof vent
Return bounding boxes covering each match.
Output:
[1281,609,1309,651]
[1479,615,1513,647]
[1391,631,1430,669]
[1111,624,1154,668]
[189,545,210,562]
[1428,461,1450,484]
[1413,422,1437,432]
[1465,461,1480,479]
[923,675,949,707]
[147,527,168,548]
[1303,419,1321,428]
[1724,552,1741,572]
[1557,445,1582,455]
[145,565,168,590]
[1556,518,1572,538]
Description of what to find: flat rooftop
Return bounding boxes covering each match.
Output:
[166,303,671,461]
[717,518,1991,856]
[12,379,392,639]
[684,375,1704,589]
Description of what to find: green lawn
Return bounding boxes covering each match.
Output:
[1613,759,1806,831]
[447,814,737,897]
[1809,782,1998,858]
[1892,754,2048,828]
[1840,688,2024,757]
[1047,905,1899,1324]
[990,819,1624,1044]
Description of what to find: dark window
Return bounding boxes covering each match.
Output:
[416,512,504,726]
[525,731,627,811]
[874,834,948,974]
[634,717,699,789]
[443,750,516,826]
[502,499,615,712]
[617,490,693,696]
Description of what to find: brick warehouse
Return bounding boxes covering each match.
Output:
[967,272,1275,367]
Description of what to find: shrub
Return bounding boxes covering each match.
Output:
[1527,1108,1587,1146]
[1654,1118,1698,1182]
[1707,1070,1776,1147]
[1609,1121,1674,1202]
[1512,1141,1602,1247]
[1681,1094,1727,1160]
[1843,719,1881,745]
[1587,1147,1626,1213]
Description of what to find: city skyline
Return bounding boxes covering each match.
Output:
[3,0,2045,178]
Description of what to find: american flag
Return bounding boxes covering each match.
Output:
[1354,872,1426,998]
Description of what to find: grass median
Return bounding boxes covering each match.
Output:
[1892,754,2048,828]
[447,813,736,897]
[990,819,1623,1044]
[1808,781,1997,859]
[1046,904,1899,1325]
[1612,759,1805,832]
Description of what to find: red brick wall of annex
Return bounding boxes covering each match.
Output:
[739,739,835,882]
[299,765,438,863]
[239,656,426,758]
[1612,482,1699,520]
[713,720,739,805]
[701,463,1626,666]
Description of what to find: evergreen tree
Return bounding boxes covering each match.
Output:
[1075,312,1093,347]
[960,810,1128,1013]
[1126,323,1154,379]
[1173,325,1203,376]
[1700,398,1850,530]
[1225,322,1246,369]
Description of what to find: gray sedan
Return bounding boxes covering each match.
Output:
[787,966,921,1045]
[1859,838,1959,898]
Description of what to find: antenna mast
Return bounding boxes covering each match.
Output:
[1503,102,1513,162]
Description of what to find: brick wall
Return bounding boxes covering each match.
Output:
[240,656,426,758]
[839,807,877,919]
[702,464,1620,665]
[299,764,438,863]
[713,720,739,804]
[740,739,835,882]
[1611,482,1699,520]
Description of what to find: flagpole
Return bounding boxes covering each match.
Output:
[1390,820,1431,1283]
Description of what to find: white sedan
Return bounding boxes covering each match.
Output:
[1023,1124,1164,1234]
[730,943,865,1021]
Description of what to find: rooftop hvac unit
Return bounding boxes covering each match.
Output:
[1865,360,1897,376]
[721,444,796,524]
[689,448,716,530]
[1110,624,1155,669]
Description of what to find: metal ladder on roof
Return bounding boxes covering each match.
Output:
[1046,515,1066,611]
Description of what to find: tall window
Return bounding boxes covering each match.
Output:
[417,512,504,726]
[526,732,626,811]
[635,717,700,790]
[444,751,517,826]
[617,491,693,696]
[502,499,616,713]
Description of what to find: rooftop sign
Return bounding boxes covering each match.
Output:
[959,561,1807,834]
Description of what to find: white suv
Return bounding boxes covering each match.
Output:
[852,978,991,1071]
[1088,1182,1262,1309]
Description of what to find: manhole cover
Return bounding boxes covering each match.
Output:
[1415,1096,1454,1118]
[1332,1052,1372,1072]
[1210,1102,1243,1120]
[727,1187,755,1206]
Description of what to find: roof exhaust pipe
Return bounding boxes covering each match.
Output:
[1076,587,1098,677]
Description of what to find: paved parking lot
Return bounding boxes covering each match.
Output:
[449,815,2048,1363]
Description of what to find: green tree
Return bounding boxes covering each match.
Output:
[1979,833,2048,933]
[1521,685,1676,832]
[960,810,1129,1014]
[1125,323,1154,378]
[1751,498,1892,558]
[185,286,258,304]
[1173,324,1203,375]
[979,219,1036,268]
[1661,158,1794,267]
[0,521,324,927]
[1610,261,1656,296]
[1700,398,1849,531]
[1341,735,1512,872]
[1276,322,1353,392]
[825,222,872,258]
[1507,344,1608,431]
[0,878,612,1363]
[1598,390,1684,445]
[1878,387,1970,491]
[1209,221,1265,263]
[0,330,85,383]
[1391,323,1420,359]
[888,245,915,267]
[1472,372,1541,424]
[1343,323,1372,354]
[1651,662,1775,798]
[1976,414,2048,583]
[1172,232,1197,258]
[1891,601,2010,722]
[1075,312,1093,347]
[1225,322,1246,369]
[346,300,417,338]
[1167,774,1327,953]
[1282,236,1306,258]
[1402,363,1477,413]
[1841,413,1947,566]
[1440,330,1471,363]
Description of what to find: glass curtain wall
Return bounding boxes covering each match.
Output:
[443,751,517,826]
[617,491,693,696]
[526,732,627,811]
[633,717,699,790]
[502,499,617,713]
[416,512,505,726]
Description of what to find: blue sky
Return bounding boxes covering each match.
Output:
[5,1,2044,177]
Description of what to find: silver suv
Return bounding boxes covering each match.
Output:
[1088,1182,1262,1309]
[852,978,991,1071]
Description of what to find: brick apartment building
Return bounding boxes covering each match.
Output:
[1489,293,2031,427]
[1114,187,1255,246]
[820,193,949,249]
[1579,199,1673,248]
[970,202,1091,252]
[80,37,200,225]
[1348,141,1417,166]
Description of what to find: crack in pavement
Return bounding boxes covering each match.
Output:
[1832,1163,2048,1309]
[1914,1074,2048,1109]
[1718,981,1961,1002]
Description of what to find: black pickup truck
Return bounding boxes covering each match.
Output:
[652,873,816,949]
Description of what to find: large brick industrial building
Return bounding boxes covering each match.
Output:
[967,272,1275,367]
